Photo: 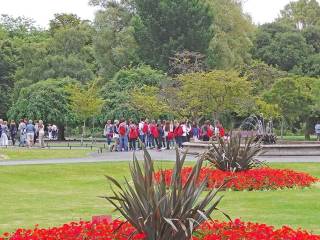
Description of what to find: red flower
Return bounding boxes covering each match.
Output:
[155,167,318,191]
[2,219,319,240]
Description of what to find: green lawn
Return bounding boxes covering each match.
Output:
[0,162,319,234]
[281,135,318,141]
[0,148,94,160]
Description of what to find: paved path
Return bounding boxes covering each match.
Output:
[1,150,320,166]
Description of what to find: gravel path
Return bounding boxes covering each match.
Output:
[1,150,320,166]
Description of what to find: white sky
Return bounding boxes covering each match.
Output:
[0,0,311,27]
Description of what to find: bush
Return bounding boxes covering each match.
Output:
[102,147,227,239]
[204,134,263,172]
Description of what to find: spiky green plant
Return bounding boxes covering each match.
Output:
[102,147,228,240]
[204,134,264,172]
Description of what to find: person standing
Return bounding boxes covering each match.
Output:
[181,120,188,144]
[0,120,9,146]
[38,120,45,148]
[138,118,147,149]
[315,122,320,141]
[104,120,114,147]
[118,119,128,151]
[201,121,212,141]
[52,124,58,140]
[191,121,201,141]
[34,121,39,144]
[128,121,139,151]
[174,121,183,148]
[18,119,27,147]
[111,120,120,152]
[9,120,17,146]
[48,124,53,140]
[26,120,36,147]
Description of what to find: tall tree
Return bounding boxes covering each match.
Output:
[7,78,75,140]
[252,23,313,71]
[279,0,320,30]
[49,13,81,34]
[66,82,104,140]
[91,0,139,78]
[206,0,254,69]
[264,76,320,139]
[101,65,167,120]
[176,71,253,119]
[15,19,95,83]
[133,0,214,70]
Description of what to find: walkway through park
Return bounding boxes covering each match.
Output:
[1,149,320,166]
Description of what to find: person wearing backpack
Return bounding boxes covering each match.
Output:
[128,120,139,151]
[150,120,161,150]
[118,118,128,151]
[174,121,183,148]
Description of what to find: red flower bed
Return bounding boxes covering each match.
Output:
[1,219,319,240]
[155,167,318,191]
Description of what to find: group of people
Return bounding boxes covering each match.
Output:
[103,118,225,152]
[0,118,58,148]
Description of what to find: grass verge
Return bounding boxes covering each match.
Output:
[0,162,319,234]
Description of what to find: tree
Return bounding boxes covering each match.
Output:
[264,76,320,139]
[101,65,168,120]
[206,0,254,69]
[92,1,139,78]
[0,14,39,36]
[168,51,206,76]
[133,0,213,70]
[7,79,75,140]
[240,61,287,95]
[131,86,172,119]
[176,71,253,119]
[303,26,320,53]
[66,82,104,140]
[252,23,313,71]
[15,21,95,83]
[279,0,320,30]
[49,13,81,34]
[294,53,320,77]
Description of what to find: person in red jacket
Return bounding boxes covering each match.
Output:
[128,120,139,151]
[174,121,183,148]
[217,122,225,138]
[150,120,161,150]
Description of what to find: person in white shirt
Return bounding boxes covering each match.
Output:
[181,120,188,144]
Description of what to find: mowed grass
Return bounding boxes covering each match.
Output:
[282,135,318,141]
[0,162,319,234]
[0,148,94,160]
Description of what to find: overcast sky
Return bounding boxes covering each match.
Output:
[0,0,303,27]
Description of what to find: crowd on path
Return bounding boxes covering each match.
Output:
[0,118,58,148]
[103,118,225,152]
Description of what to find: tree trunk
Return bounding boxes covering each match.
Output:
[304,118,312,141]
[58,124,65,141]
[280,118,284,140]
[81,120,86,145]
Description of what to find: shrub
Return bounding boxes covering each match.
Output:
[204,134,264,172]
[101,147,228,240]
